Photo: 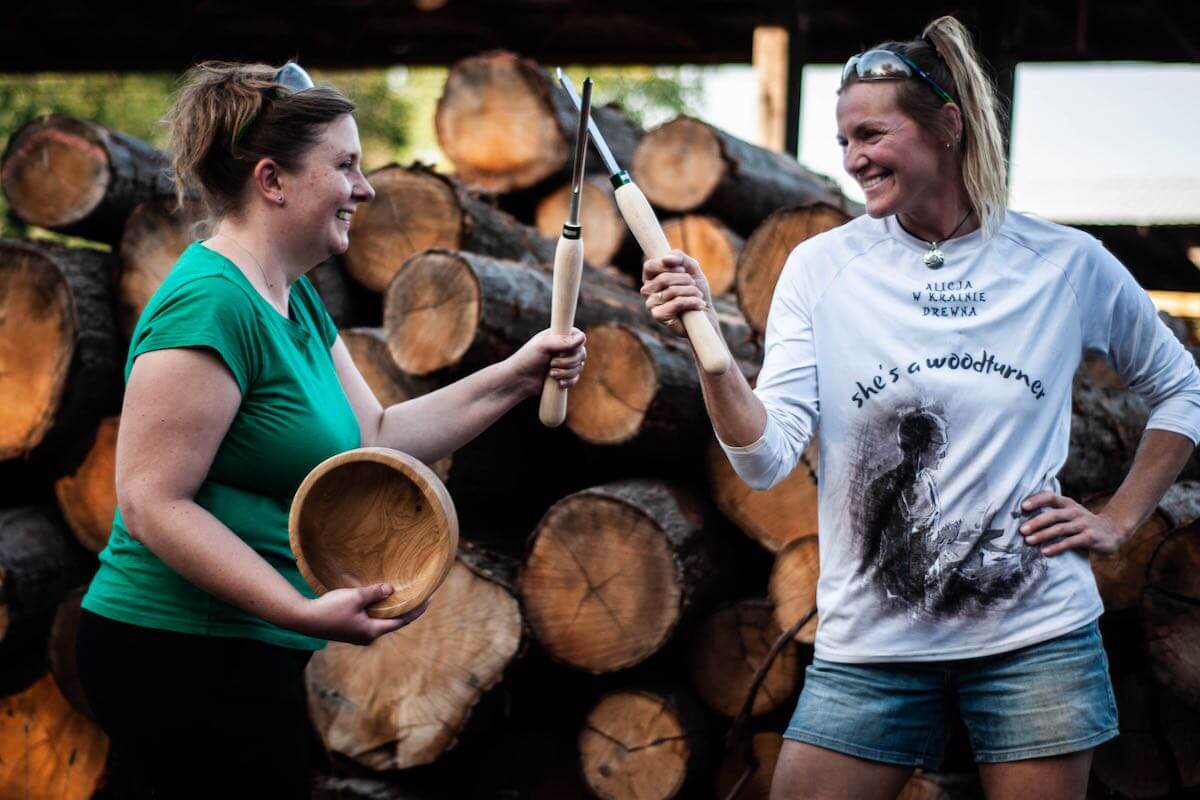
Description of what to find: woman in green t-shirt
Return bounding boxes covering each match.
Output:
[75,61,587,798]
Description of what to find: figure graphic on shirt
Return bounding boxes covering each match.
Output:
[860,409,949,609]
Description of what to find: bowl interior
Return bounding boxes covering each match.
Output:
[295,459,454,611]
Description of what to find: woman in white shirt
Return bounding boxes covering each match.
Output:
[640,14,1200,800]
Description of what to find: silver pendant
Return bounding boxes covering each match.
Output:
[924,247,945,269]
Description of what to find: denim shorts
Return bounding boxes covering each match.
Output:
[784,621,1118,767]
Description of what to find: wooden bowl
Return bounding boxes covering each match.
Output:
[289,447,458,618]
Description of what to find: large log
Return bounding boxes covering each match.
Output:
[0,241,121,474]
[0,673,108,800]
[631,116,852,236]
[53,416,119,554]
[564,320,759,452]
[688,598,800,718]
[344,163,555,293]
[768,534,820,645]
[1060,376,1152,499]
[734,203,853,336]
[662,215,743,297]
[534,176,634,270]
[578,688,714,800]
[305,547,521,770]
[1092,672,1200,798]
[308,256,380,329]
[706,434,819,554]
[1141,522,1200,711]
[381,249,646,377]
[520,480,719,673]
[436,52,642,193]
[0,507,94,661]
[0,114,173,244]
[116,194,205,338]
[1087,481,1200,612]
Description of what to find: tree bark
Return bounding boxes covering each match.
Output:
[53,416,119,554]
[305,548,522,770]
[0,241,122,475]
[579,687,714,800]
[344,163,556,293]
[436,52,642,194]
[520,480,719,673]
[734,203,853,336]
[688,598,800,718]
[0,507,94,690]
[1,114,173,245]
[768,534,820,645]
[631,116,855,236]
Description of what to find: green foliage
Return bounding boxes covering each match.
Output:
[311,69,412,170]
[560,65,701,128]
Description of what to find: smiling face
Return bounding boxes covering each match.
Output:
[282,114,375,259]
[836,82,954,221]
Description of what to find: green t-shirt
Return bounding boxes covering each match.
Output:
[82,243,361,650]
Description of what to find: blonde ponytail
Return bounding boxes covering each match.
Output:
[921,17,1008,238]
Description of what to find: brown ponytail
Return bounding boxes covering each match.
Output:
[841,16,1009,238]
[164,61,355,220]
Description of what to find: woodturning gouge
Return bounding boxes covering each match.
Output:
[539,77,592,427]
[556,70,732,376]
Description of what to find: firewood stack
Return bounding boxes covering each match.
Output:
[0,52,1197,800]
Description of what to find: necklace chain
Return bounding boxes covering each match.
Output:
[925,209,974,250]
[211,232,286,312]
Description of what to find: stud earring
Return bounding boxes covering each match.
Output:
[276,195,285,204]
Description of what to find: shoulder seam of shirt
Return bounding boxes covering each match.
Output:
[996,225,1086,345]
[810,234,894,312]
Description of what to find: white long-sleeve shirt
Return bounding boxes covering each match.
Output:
[722,210,1200,662]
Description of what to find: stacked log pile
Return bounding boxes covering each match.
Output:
[0,52,1197,800]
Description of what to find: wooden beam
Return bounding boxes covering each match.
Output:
[753,27,788,153]
[785,2,809,157]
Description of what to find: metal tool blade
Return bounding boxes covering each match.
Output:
[566,78,592,226]
[557,69,620,176]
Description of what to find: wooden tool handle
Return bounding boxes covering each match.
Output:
[539,232,585,427]
[613,181,731,375]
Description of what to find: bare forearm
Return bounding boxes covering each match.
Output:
[1100,429,1196,540]
[697,356,768,446]
[376,360,532,463]
[130,499,305,630]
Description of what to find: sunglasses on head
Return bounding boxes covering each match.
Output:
[841,49,954,105]
[235,62,315,143]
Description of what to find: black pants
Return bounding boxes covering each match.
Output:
[76,609,315,799]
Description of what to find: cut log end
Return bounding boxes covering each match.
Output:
[632,118,724,212]
[534,178,626,267]
[566,324,657,446]
[384,251,480,375]
[306,555,521,770]
[715,732,782,800]
[661,215,742,296]
[579,690,690,800]
[0,673,108,800]
[1,119,110,230]
[435,52,567,192]
[53,416,118,553]
[1142,523,1200,710]
[689,600,800,717]
[345,165,464,293]
[768,534,820,644]
[521,491,682,672]
[736,204,852,335]
[707,434,819,553]
[118,196,205,338]
[0,244,76,459]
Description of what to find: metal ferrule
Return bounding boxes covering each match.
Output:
[610,170,632,189]
[562,223,582,240]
